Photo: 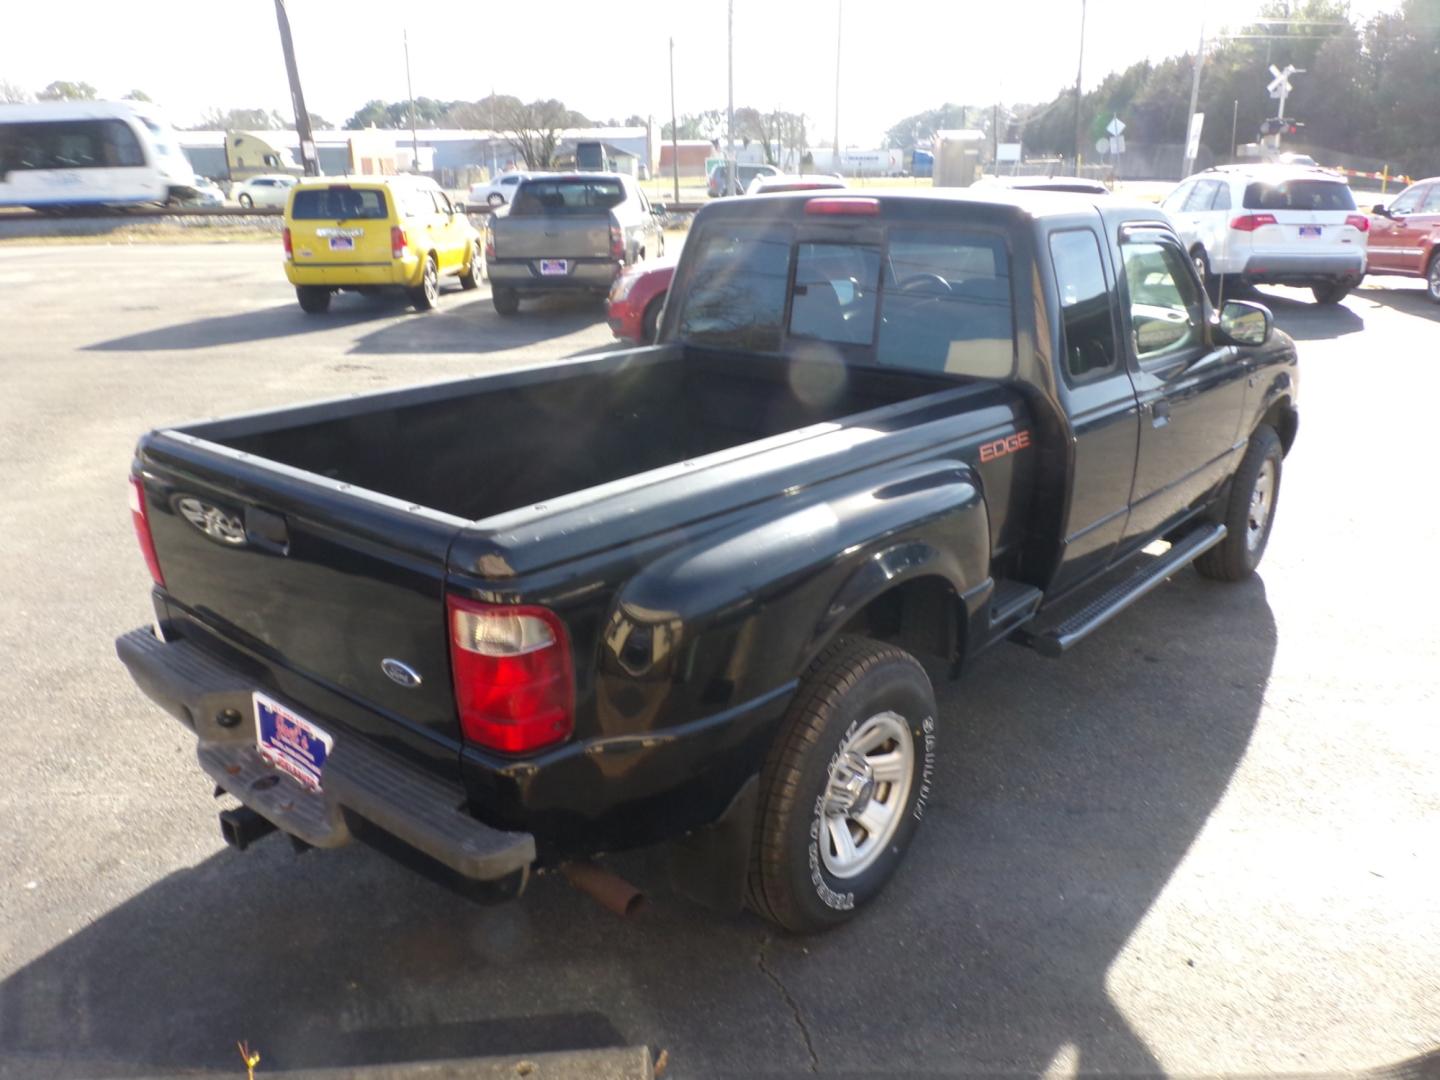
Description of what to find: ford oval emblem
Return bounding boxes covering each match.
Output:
[381,659,422,688]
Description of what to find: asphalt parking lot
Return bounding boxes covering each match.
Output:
[1,243,1437,1079]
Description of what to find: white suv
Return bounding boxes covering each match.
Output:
[1162,165,1369,304]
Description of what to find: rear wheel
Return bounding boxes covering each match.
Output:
[295,286,330,314]
[238,193,253,209]
[459,245,480,290]
[642,295,664,343]
[1426,252,1440,304]
[409,255,439,311]
[747,637,937,934]
[1311,280,1351,305]
[1196,424,1283,582]
[487,192,505,207]
[492,287,520,316]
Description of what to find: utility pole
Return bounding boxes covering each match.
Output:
[1180,17,1206,178]
[1230,99,1239,162]
[669,37,680,203]
[273,0,319,176]
[403,29,420,173]
[992,102,999,175]
[834,0,843,175]
[1072,0,1086,175]
[726,0,735,197]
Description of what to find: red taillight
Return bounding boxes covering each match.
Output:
[282,226,293,260]
[448,597,573,754]
[1345,214,1370,232]
[484,230,495,260]
[391,225,407,259]
[805,197,881,216]
[128,475,165,587]
[1230,213,1278,232]
[610,223,625,261]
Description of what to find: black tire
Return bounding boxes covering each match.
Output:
[487,192,505,207]
[409,255,439,311]
[1196,424,1283,582]
[1311,281,1351,305]
[459,245,480,290]
[747,637,937,934]
[492,287,520,316]
[238,193,253,208]
[295,286,330,314]
[1426,252,1440,305]
[1191,246,1218,302]
[642,295,664,343]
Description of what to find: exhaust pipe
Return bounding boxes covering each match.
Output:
[561,861,647,918]
[219,806,277,851]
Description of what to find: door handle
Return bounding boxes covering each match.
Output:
[1151,401,1172,428]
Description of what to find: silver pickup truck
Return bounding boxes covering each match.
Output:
[485,172,666,315]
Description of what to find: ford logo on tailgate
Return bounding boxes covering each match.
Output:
[381,659,423,688]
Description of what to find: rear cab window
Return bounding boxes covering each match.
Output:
[290,186,389,220]
[511,179,625,215]
[1242,179,1357,212]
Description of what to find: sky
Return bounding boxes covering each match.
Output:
[0,0,1403,145]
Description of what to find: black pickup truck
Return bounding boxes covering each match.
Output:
[118,191,1298,933]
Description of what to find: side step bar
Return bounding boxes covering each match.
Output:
[1017,523,1227,658]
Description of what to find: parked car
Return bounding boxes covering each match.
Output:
[745,173,847,196]
[607,257,675,342]
[1162,164,1368,304]
[1365,176,1440,302]
[182,176,226,208]
[118,190,1297,933]
[468,170,546,209]
[974,175,1110,195]
[708,162,780,197]
[282,174,481,313]
[232,174,298,209]
[486,172,664,315]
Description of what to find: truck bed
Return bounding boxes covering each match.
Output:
[201,347,959,522]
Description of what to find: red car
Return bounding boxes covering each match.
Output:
[607,258,675,343]
[1366,177,1440,302]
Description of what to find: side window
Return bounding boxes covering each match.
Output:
[1420,185,1440,212]
[789,242,881,346]
[1212,183,1232,211]
[1121,239,1204,360]
[431,189,453,214]
[1183,181,1217,212]
[1161,182,1194,214]
[1388,185,1425,215]
[1049,230,1117,379]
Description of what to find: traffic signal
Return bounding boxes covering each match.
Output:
[1260,117,1304,137]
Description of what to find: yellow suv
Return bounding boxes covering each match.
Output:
[282,175,481,313]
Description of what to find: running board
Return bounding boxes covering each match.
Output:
[1017,524,1227,658]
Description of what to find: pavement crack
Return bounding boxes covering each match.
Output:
[757,933,819,1074]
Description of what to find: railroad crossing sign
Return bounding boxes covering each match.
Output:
[1268,64,1303,101]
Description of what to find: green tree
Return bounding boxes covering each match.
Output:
[37,80,98,101]
[0,79,29,103]
[195,107,285,131]
[884,104,973,149]
[124,89,152,102]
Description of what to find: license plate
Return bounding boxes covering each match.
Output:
[1299,225,1322,238]
[328,236,355,251]
[539,259,569,276]
[255,692,333,792]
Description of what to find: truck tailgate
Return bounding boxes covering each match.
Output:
[494,213,612,260]
[135,430,468,772]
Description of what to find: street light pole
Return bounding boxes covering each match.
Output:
[1072,0,1086,175]
[834,0,842,175]
[1180,17,1206,178]
[273,0,319,176]
[726,0,736,197]
[404,29,420,174]
[669,37,680,204]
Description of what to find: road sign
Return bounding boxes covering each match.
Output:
[1096,134,1126,156]
[1096,137,1111,155]
[1185,112,1205,162]
[1106,116,1126,137]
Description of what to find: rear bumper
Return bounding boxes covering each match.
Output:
[488,258,620,292]
[284,258,418,289]
[1242,250,1366,283]
[115,627,535,886]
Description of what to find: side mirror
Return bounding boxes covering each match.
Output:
[1371,203,1389,217]
[452,201,466,214]
[1216,299,1272,347]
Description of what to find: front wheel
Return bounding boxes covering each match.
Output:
[409,255,439,311]
[295,286,330,314]
[238,193,253,208]
[1196,424,1283,582]
[642,295,664,343]
[747,637,937,934]
[1311,281,1351,305]
[1426,253,1440,304]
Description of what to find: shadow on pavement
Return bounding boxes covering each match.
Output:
[0,574,1275,1078]
[1254,289,1367,340]
[81,293,607,356]
[1355,282,1440,324]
